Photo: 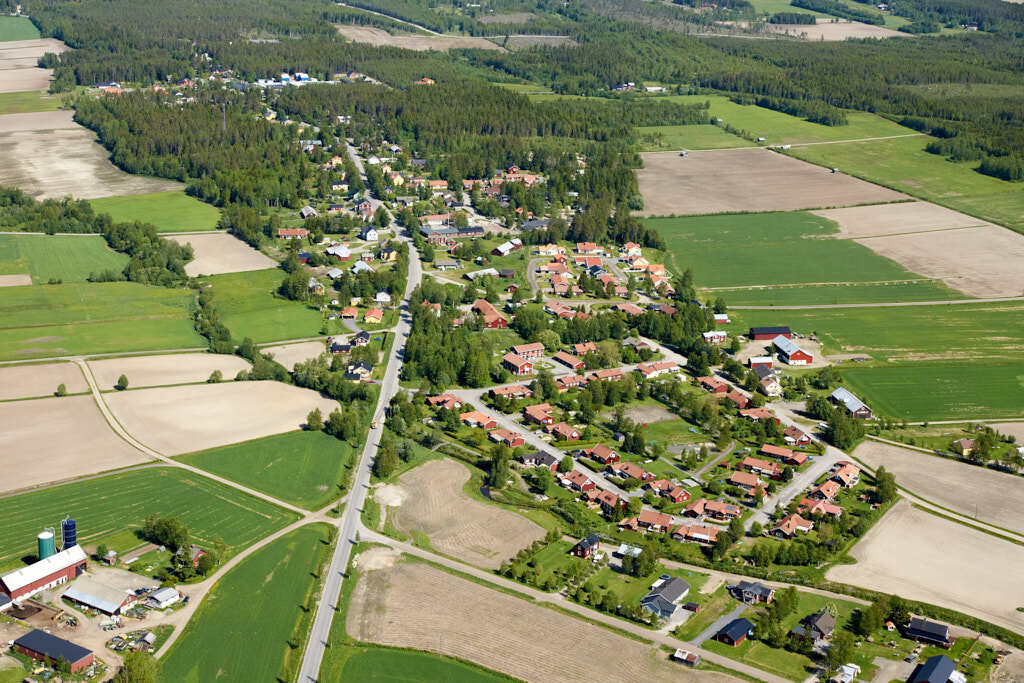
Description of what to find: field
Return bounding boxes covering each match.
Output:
[167,233,275,276]
[259,341,325,370]
[713,281,963,306]
[346,559,737,682]
[637,148,907,216]
[0,38,69,94]
[0,90,64,115]
[0,233,128,283]
[0,16,40,41]
[87,352,251,390]
[202,269,323,343]
[0,466,298,568]
[0,393,151,493]
[90,191,221,233]
[104,381,339,455]
[383,459,545,568]
[853,441,1024,533]
[811,201,990,238]
[635,124,754,152]
[335,25,504,51]
[827,502,1024,633]
[177,431,354,510]
[0,361,86,400]
[337,648,513,683]
[0,281,203,360]
[763,19,904,39]
[159,524,332,682]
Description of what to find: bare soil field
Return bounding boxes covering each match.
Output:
[0,39,70,94]
[856,225,1024,297]
[0,274,31,287]
[347,559,738,683]
[0,68,52,93]
[0,110,77,131]
[605,403,677,425]
[0,394,150,493]
[0,361,86,400]
[827,502,1024,632]
[167,233,276,276]
[88,353,251,390]
[260,341,325,370]
[104,381,337,455]
[993,422,1024,441]
[637,149,907,216]
[335,25,505,52]
[854,441,1024,533]
[812,201,990,239]
[386,458,545,568]
[766,20,905,40]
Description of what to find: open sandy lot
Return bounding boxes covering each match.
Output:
[88,353,251,390]
[605,403,677,425]
[104,381,338,455]
[0,361,87,400]
[812,201,990,239]
[0,394,150,493]
[386,458,545,568]
[167,233,276,276]
[259,341,325,370]
[854,441,1024,533]
[335,25,505,52]
[827,502,1024,632]
[766,20,905,40]
[347,559,738,683]
[637,149,907,216]
[0,274,31,287]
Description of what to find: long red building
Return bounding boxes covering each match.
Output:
[0,545,87,602]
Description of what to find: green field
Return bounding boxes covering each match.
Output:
[338,648,515,682]
[714,281,963,306]
[0,234,128,283]
[0,90,65,115]
[89,191,221,233]
[0,281,203,360]
[0,16,41,41]
[0,467,298,568]
[177,431,354,510]
[786,137,1024,233]
[160,523,333,682]
[636,124,754,151]
[203,269,322,343]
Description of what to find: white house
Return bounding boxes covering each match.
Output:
[375,291,392,304]
[360,227,379,242]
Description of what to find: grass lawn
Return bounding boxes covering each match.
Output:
[89,191,221,233]
[713,280,963,306]
[636,124,754,151]
[0,281,203,360]
[0,16,40,41]
[176,431,355,510]
[0,233,128,283]
[674,585,735,640]
[0,467,298,570]
[0,91,65,115]
[203,269,323,343]
[159,523,334,682]
[703,638,814,682]
[337,647,515,682]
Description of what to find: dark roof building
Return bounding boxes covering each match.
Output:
[905,617,952,647]
[14,630,94,673]
[908,655,966,683]
[734,580,774,604]
[716,618,754,646]
[572,533,601,558]
[749,326,791,340]
[790,609,836,641]
[641,577,691,619]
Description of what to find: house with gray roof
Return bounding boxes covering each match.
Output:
[830,387,872,419]
[640,576,690,619]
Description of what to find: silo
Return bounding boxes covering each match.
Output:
[61,517,77,549]
[37,530,56,560]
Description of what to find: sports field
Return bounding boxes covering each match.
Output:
[177,431,354,510]
[203,269,323,343]
[0,233,127,283]
[0,467,298,568]
[0,16,41,41]
[338,648,514,682]
[0,91,65,115]
[636,124,754,151]
[89,191,221,233]
[160,523,334,683]
[0,281,203,360]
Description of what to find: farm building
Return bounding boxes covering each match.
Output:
[672,649,700,667]
[714,313,730,325]
[63,576,136,615]
[749,326,791,340]
[908,655,965,683]
[14,630,94,674]
[0,545,88,602]
[641,577,690,619]
[773,335,813,365]
[716,618,754,646]
[748,356,773,369]
[830,387,872,419]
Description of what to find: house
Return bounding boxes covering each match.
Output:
[685,498,742,520]
[573,341,598,356]
[326,267,344,280]
[299,206,319,219]
[614,303,644,316]
[427,394,463,410]
[471,299,508,329]
[703,330,728,344]
[749,326,791,340]
[636,361,681,379]
[523,403,554,425]
[714,313,731,325]
[954,438,975,456]
[741,456,781,478]
[773,513,814,538]
[352,330,371,346]
[583,444,620,465]
[830,387,872,419]
[748,356,773,369]
[379,248,398,263]
[63,576,137,615]
[553,351,584,370]
[364,308,384,324]
[799,498,843,517]
[360,226,379,241]
[648,479,690,503]
[434,258,460,271]
[716,618,755,646]
[555,374,587,392]
[609,461,654,482]
[809,480,841,502]
[774,335,813,365]
[572,533,601,558]
[521,451,559,471]
[522,219,551,232]
[307,277,325,296]
[460,411,497,430]
[739,407,779,423]
[790,610,836,643]
[547,422,581,441]
[492,238,523,256]
[784,426,811,446]
[278,227,309,239]
[671,524,719,545]
[832,462,860,487]
[622,509,674,533]
[761,444,807,466]
[904,617,953,648]
[489,429,526,448]
[726,390,751,410]
[375,291,392,305]
[512,342,545,359]
[587,368,623,383]
[351,260,373,275]
[734,580,774,604]
[502,353,534,376]
[345,361,373,379]
[908,655,966,683]
[672,649,701,667]
[728,471,764,494]
[588,489,625,515]
[13,630,94,674]
[698,376,728,394]
[490,385,533,400]
[641,577,690,619]
[562,470,595,492]
[575,242,603,256]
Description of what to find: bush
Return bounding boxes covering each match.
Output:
[116,374,129,390]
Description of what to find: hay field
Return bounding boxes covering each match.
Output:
[854,441,1024,533]
[0,16,42,41]
[90,191,221,233]
[347,560,737,683]
[202,269,323,343]
[0,394,150,493]
[88,353,251,390]
[0,361,86,400]
[827,502,1024,632]
[104,381,338,455]
[260,341,325,370]
[336,25,505,51]
[637,149,907,216]
[386,459,545,568]
[766,20,904,39]
[0,233,128,284]
[167,233,275,276]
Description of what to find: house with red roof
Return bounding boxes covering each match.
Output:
[512,342,545,359]
[648,479,690,504]
[562,469,596,492]
[727,390,751,410]
[699,376,728,394]
[685,499,742,520]
[553,351,584,370]
[799,498,843,518]
[460,411,497,430]
[502,353,534,376]
[489,429,526,448]
[582,443,619,465]
[490,385,532,400]
[471,299,508,329]
[555,374,587,392]
[761,444,808,466]
[671,524,719,545]
[546,422,581,441]
[810,479,841,501]
[772,514,814,539]
[741,456,781,479]
[523,403,554,425]
[728,471,764,495]
[426,394,463,410]
[609,461,655,482]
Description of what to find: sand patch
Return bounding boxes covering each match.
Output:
[0,274,31,287]
[0,361,87,400]
[765,20,905,40]
[335,25,505,52]
[259,341,325,371]
[374,483,408,507]
[356,546,400,571]
[605,403,677,425]
[88,353,251,390]
[167,233,276,276]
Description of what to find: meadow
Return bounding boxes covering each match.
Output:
[337,648,515,682]
[635,124,754,151]
[89,190,221,232]
[0,467,298,569]
[0,281,203,360]
[176,431,354,510]
[0,91,65,115]
[0,233,127,283]
[159,523,334,683]
[0,16,41,41]
[203,268,323,343]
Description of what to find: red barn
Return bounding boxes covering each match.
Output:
[0,545,87,602]
[749,326,791,340]
[14,631,94,674]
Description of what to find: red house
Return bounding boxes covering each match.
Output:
[502,353,534,376]
[563,469,596,492]
[698,376,728,394]
[523,403,554,425]
[489,429,526,448]
[460,411,497,430]
[584,443,620,465]
[547,422,581,441]
[512,342,545,359]
[572,533,601,558]
[471,299,508,329]
[726,390,750,410]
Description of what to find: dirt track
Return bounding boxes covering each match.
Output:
[87,353,251,390]
[167,233,276,276]
[335,25,504,52]
[0,361,86,400]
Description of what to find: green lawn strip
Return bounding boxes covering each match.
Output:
[159,523,335,682]
[89,191,221,233]
[709,280,964,306]
[175,430,355,510]
[0,16,41,40]
[636,124,755,151]
[339,648,517,682]
[0,233,128,283]
[0,467,298,568]
[673,585,733,640]
[202,269,323,343]
[703,638,814,682]
[0,90,65,115]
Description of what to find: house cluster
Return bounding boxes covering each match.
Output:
[462,166,546,196]
[765,461,861,539]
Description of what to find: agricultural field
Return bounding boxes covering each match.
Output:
[0,281,203,360]
[635,124,754,152]
[0,37,68,94]
[0,90,65,115]
[637,148,907,216]
[104,381,339,455]
[90,191,221,233]
[382,458,545,568]
[762,19,905,40]
[0,394,150,493]
[713,281,963,306]
[177,431,354,510]
[259,340,325,370]
[166,232,275,276]
[0,16,41,41]
[335,25,504,51]
[0,233,128,284]
[87,352,251,390]
[0,360,86,401]
[201,268,323,343]
[159,523,333,682]
[0,466,299,569]
[335,647,514,683]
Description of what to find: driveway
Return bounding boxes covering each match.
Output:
[692,603,748,646]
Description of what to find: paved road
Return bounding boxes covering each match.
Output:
[692,604,748,646]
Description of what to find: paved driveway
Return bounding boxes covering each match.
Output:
[692,603,748,646]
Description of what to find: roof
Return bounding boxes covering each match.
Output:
[737,580,773,598]
[523,451,558,468]
[513,342,544,355]
[805,609,836,635]
[1,545,87,592]
[831,387,868,414]
[577,533,600,550]
[150,587,179,602]
[502,353,532,369]
[750,326,791,336]
[648,577,690,603]
[63,576,131,614]
[773,334,805,357]
[907,617,949,641]
[14,629,92,663]
[718,618,754,641]
[910,655,958,683]
[728,471,762,488]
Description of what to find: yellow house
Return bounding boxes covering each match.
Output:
[365,308,384,324]
[379,248,398,263]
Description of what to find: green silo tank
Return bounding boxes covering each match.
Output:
[37,530,56,559]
